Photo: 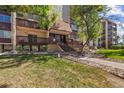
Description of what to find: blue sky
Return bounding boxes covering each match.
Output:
[106,5,124,41]
[107,5,124,22]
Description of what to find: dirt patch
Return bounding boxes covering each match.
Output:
[0,84,10,88]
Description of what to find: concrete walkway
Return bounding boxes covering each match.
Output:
[80,57,124,70]
[64,56,124,78]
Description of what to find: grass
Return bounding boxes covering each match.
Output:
[0,54,112,88]
[96,49,124,60]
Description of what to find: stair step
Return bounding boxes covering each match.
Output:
[59,44,75,52]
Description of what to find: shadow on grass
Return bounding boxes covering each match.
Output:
[0,54,56,69]
[0,84,10,88]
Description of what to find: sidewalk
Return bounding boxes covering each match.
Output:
[64,56,124,78]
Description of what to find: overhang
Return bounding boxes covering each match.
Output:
[50,20,72,35]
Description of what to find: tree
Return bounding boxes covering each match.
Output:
[70,5,109,52]
[122,35,124,44]
[0,5,57,53]
[31,5,58,30]
[117,35,121,44]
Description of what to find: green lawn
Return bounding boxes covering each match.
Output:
[96,49,124,60]
[0,54,112,88]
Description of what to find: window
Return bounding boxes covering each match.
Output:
[4,31,11,38]
[108,24,112,30]
[33,35,37,42]
[28,35,32,43]
[28,35,37,43]
[0,14,11,23]
[0,30,11,38]
[28,14,39,21]
[108,31,112,35]
[24,21,29,27]
[113,25,117,31]
[0,31,4,38]
[71,24,77,31]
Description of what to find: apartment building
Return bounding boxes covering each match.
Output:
[98,19,117,49]
[0,11,12,52]
[16,15,49,52]
[0,5,72,52]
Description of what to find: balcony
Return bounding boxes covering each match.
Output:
[17,36,48,45]
[0,38,11,43]
[16,18,39,29]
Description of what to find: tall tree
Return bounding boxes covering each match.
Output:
[71,5,109,52]
[31,5,58,30]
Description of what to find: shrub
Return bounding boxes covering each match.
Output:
[42,45,48,51]
[111,45,124,49]
[16,45,23,51]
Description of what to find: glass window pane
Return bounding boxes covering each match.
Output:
[0,14,11,23]
[4,31,11,38]
[0,30,11,38]
[0,30,4,38]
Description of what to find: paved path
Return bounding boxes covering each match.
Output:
[80,57,124,70]
[64,56,124,78]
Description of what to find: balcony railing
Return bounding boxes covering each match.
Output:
[0,38,11,43]
[17,36,48,45]
[16,18,39,29]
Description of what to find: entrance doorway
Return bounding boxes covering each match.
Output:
[49,33,67,44]
[60,35,66,43]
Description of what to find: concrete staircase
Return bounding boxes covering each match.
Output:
[59,44,75,52]
[47,44,64,52]
[47,43,76,53]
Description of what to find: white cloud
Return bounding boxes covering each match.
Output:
[107,5,124,17]
[106,6,124,39]
[117,23,124,36]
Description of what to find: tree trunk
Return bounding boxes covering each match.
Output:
[11,12,17,54]
[80,37,90,53]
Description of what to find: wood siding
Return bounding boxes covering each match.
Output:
[16,26,49,45]
[17,26,49,38]
[50,29,70,35]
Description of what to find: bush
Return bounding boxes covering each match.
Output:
[16,45,30,54]
[16,45,23,51]
[42,45,48,51]
[111,45,124,49]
